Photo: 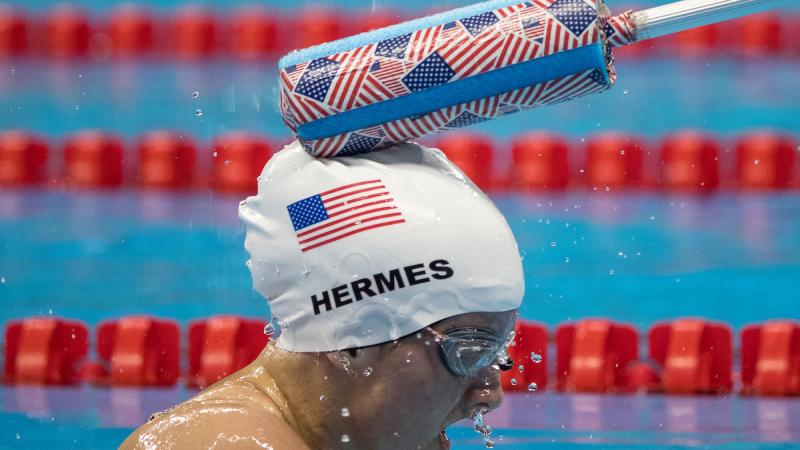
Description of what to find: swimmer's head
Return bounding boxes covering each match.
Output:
[239,141,524,352]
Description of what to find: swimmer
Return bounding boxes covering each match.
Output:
[121,141,524,450]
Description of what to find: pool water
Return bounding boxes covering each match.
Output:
[2,386,799,449]
[2,190,799,329]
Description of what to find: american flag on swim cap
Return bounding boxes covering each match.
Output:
[286,179,405,252]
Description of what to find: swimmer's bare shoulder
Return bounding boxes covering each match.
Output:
[119,378,310,450]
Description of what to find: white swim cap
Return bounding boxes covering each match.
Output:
[239,141,523,352]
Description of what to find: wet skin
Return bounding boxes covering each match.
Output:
[120,310,517,450]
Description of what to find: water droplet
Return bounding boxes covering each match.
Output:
[649,215,656,220]
[362,367,373,377]
[192,91,199,99]
[340,434,350,443]
[194,109,203,117]
[341,407,350,417]
[622,89,629,94]
[528,382,538,392]
[212,151,218,157]
[518,364,524,373]
[393,432,400,438]
[619,149,625,155]
[319,395,326,401]
[264,317,281,338]
[531,352,543,363]
[510,378,517,386]
[472,410,495,448]
[609,269,615,275]
[0,277,5,284]
[753,159,760,165]
[224,160,231,166]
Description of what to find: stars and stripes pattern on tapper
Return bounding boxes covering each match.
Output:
[604,11,636,48]
[286,179,405,252]
[279,0,608,157]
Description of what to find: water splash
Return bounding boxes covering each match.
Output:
[264,317,281,338]
[340,356,355,375]
[472,410,494,448]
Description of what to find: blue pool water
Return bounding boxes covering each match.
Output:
[2,190,800,330]
[2,58,799,141]
[2,386,800,449]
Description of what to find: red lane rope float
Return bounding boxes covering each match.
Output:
[0,131,48,186]
[736,12,784,57]
[659,130,720,192]
[0,4,27,56]
[434,132,495,191]
[187,316,268,388]
[3,317,88,385]
[648,318,733,395]
[137,131,197,189]
[62,131,124,188]
[741,320,800,396]
[351,9,406,35]
[230,6,280,61]
[107,5,155,58]
[3,6,800,60]
[293,6,343,50]
[584,133,646,190]
[171,6,217,60]
[501,320,548,392]
[211,132,273,194]
[671,23,723,58]
[735,131,797,190]
[45,5,91,59]
[556,319,640,393]
[87,316,181,387]
[511,132,570,191]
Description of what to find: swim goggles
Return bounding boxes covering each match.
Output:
[425,327,515,378]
